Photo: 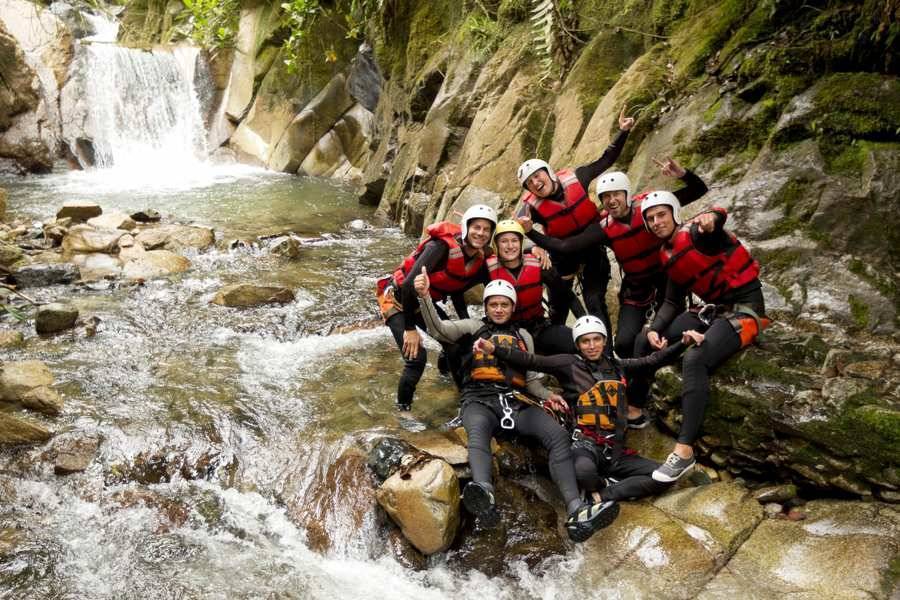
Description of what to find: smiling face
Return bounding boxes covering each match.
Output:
[576,332,606,361]
[485,296,514,325]
[524,169,556,198]
[601,190,629,219]
[495,232,522,264]
[643,205,677,239]
[465,218,494,250]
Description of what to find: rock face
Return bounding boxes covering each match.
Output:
[375,456,460,555]
[211,284,295,307]
[35,302,78,334]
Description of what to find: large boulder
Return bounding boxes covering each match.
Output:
[0,0,73,87]
[34,302,78,334]
[62,224,124,254]
[56,201,102,221]
[223,2,282,121]
[0,412,50,445]
[121,250,190,281]
[19,385,63,416]
[698,500,900,599]
[211,284,294,307]
[133,224,214,251]
[0,360,54,401]
[87,211,136,231]
[11,263,79,288]
[375,456,460,555]
[0,242,23,266]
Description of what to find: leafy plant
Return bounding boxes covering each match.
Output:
[529,0,578,82]
[280,0,379,72]
[181,0,240,49]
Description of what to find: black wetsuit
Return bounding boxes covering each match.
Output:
[515,130,630,331]
[492,342,685,502]
[386,240,489,407]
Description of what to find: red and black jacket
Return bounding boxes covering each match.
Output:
[486,254,545,322]
[393,222,485,300]
[519,169,600,238]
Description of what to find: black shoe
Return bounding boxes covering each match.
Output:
[462,482,500,528]
[396,405,425,432]
[565,500,620,543]
[627,413,649,429]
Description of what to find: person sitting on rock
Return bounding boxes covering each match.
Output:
[414,270,619,542]
[487,219,577,355]
[375,204,497,421]
[478,315,702,503]
[513,107,636,335]
[640,194,770,482]
[518,157,707,425]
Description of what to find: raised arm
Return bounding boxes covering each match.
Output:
[573,107,635,188]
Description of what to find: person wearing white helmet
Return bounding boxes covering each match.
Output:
[520,157,708,425]
[478,314,704,504]
[639,200,770,483]
[513,107,636,332]
[412,271,615,542]
[375,204,497,419]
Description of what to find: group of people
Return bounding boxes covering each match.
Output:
[374,107,768,543]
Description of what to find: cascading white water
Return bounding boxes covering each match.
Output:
[78,43,208,171]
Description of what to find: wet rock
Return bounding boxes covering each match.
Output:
[0,411,51,445]
[786,508,807,521]
[449,477,566,576]
[358,176,386,207]
[19,385,62,416]
[10,263,78,287]
[268,236,301,258]
[347,42,382,113]
[35,302,78,334]
[753,484,798,504]
[62,224,124,254]
[0,359,53,400]
[0,330,24,348]
[55,201,102,221]
[211,284,294,307]
[134,224,214,251]
[121,250,190,281]
[764,502,783,517]
[843,360,887,380]
[386,526,427,570]
[49,433,99,474]
[375,456,460,555]
[113,488,189,532]
[130,209,161,223]
[0,242,23,266]
[42,222,67,244]
[367,437,414,481]
[400,429,468,465]
[73,252,122,281]
[0,528,24,559]
[821,348,852,377]
[87,210,136,231]
[697,500,900,600]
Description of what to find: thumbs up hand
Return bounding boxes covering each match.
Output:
[414,266,430,298]
[516,204,534,233]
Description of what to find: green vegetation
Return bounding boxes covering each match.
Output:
[181,0,239,49]
[848,294,870,330]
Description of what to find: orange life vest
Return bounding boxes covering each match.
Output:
[392,222,485,300]
[486,254,544,322]
[520,169,599,238]
[470,329,527,389]
[660,212,760,303]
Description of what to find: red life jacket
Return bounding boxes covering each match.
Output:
[600,192,663,282]
[660,212,760,303]
[486,254,545,322]
[520,169,599,238]
[393,222,485,300]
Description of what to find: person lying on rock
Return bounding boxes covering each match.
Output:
[414,269,619,542]
[518,157,707,426]
[375,204,497,423]
[476,315,703,503]
[513,107,635,336]
[487,219,577,355]
[639,194,770,482]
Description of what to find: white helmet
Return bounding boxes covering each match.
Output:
[595,171,632,207]
[483,279,517,306]
[461,204,498,241]
[517,159,558,188]
[640,191,682,229]
[572,315,607,343]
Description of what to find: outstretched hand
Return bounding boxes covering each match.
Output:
[652,156,686,178]
[619,106,636,131]
[516,204,534,233]
[413,266,430,298]
[647,330,668,350]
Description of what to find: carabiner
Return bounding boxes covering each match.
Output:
[697,303,717,326]
[498,393,516,430]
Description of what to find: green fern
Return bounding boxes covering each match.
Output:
[530,0,557,80]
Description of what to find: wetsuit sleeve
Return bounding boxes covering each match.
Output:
[673,170,708,208]
[526,223,609,254]
[418,294,482,343]
[516,201,548,228]
[618,341,686,374]
[574,129,630,188]
[400,241,448,331]
[650,279,688,333]
[521,329,551,401]
[493,345,575,380]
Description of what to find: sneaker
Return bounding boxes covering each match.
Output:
[462,482,500,527]
[627,412,649,429]
[652,451,696,482]
[440,413,463,431]
[397,407,426,432]
[565,500,620,543]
